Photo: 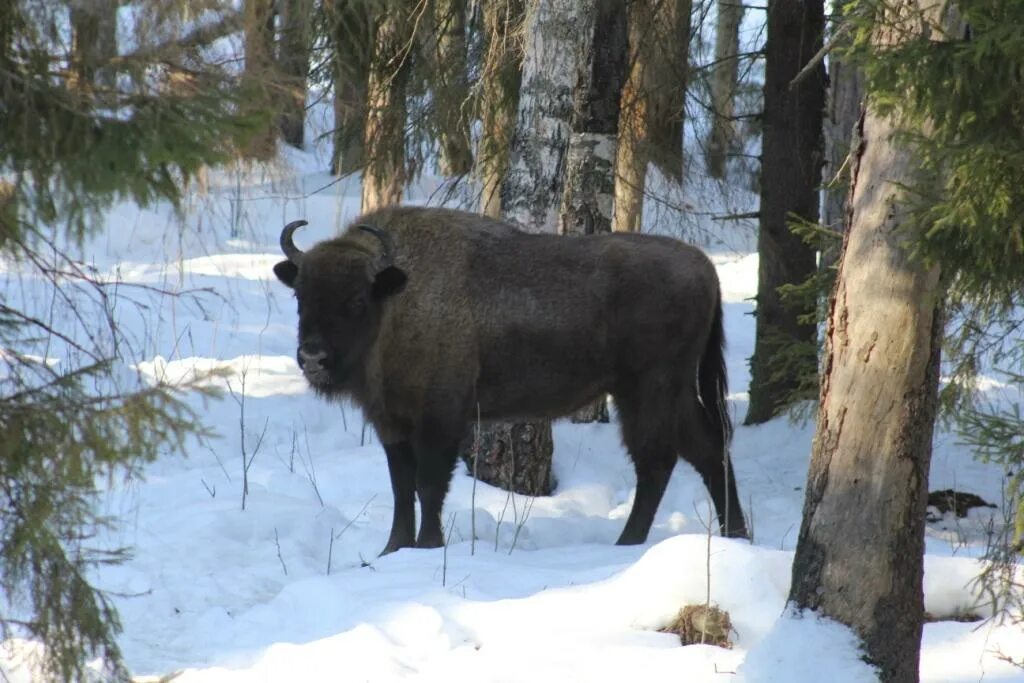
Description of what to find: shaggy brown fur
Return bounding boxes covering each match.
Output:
[274,206,747,554]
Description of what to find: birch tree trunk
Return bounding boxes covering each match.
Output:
[464,0,595,496]
[477,0,523,218]
[361,6,410,212]
[744,0,825,424]
[787,6,962,679]
[279,0,311,148]
[705,0,743,179]
[326,0,372,175]
[613,0,691,233]
[559,0,628,424]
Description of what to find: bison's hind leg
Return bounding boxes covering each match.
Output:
[613,379,680,545]
[677,392,748,539]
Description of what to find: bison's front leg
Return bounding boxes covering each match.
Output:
[412,420,463,548]
[380,442,417,555]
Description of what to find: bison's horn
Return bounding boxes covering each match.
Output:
[357,224,396,268]
[281,220,307,264]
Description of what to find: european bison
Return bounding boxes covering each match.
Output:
[273,206,747,554]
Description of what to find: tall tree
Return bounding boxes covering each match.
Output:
[324,0,374,175]
[243,0,278,160]
[613,0,691,233]
[361,3,411,212]
[787,5,963,681]
[279,0,312,148]
[705,0,743,179]
[428,0,473,176]
[558,0,629,424]
[476,0,523,218]
[464,0,595,495]
[744,0,825,425]
[69,0,118,92]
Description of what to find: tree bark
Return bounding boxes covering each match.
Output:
[279,0,311,148]
[612,0,691,233]
[705,0,743,179]
[787,6,962,680]
[430,0,473,176]
[477,0,523,218]
[69,0,118,93]
[820,24,865,271]
[463,0,595,496]
[744,0,825,424]
[558,0,628,424]
[242,0,278,161]
[361,6,410,212]
[325,0,372,175]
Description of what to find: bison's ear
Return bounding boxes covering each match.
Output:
[372,266,407,299]
[274,261,299,288]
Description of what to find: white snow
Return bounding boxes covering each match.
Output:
[1,146,1021,683]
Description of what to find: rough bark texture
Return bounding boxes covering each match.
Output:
[559,0,627,238]
[501,0,594,230]
[788,106,943,681]
[558,0,628,424]
[243,0,278,161]
[477,0,522,218]
[612,0,691,233]
[279,0,312,148]
[744,0,825,425]
[463,0,595,496]
[820,41,865,271]
[787,8,961,681]
[361,7,409,212]
[69,0,118,92]
[705,0,743,179]
[430,0,473,176]
[326,0,372,175]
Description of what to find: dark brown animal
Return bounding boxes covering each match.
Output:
[273,206,747,554]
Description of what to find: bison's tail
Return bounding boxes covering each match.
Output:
[698,294,733,447]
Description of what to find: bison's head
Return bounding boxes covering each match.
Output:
[273,220,407,391]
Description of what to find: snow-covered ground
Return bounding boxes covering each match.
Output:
[1,146,1021,682]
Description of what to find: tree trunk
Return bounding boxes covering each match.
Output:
[361,7,410,212]
[242,0,278,161]
[463,0,595,496]
[69,0,118,92]
[820,26,865,271]
[430,0,473,176]
[744,0,825,425]
[279,0,311,148]
[787,7,962,680]
[558,0,628,424]
[612,0,691,233]
[325,0,373,175]
[705,0,743,179]
[477,0,523,218]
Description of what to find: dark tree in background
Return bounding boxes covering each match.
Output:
[361,2,412,212]
[613,0,691,233]
[279,0,313,148]
[705,0,743,179]
[324,0,373,175]
[745,0,825,425]
[477,0,523,218]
